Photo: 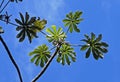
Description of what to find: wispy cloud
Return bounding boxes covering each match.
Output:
[2,1,65,81]
[33,0,65,23]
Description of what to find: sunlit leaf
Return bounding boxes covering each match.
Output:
[46,25,66,45]
[29,44,51,67]
[63,11,83,33]
[56,44,76,65]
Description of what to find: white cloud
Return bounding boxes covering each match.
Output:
[33,0,65,23]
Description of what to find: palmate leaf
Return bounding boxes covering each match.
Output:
[19,30,25,42]
[81,32,109,60]
[29,44,51,67]
[92,48,99,60]
[19,12,25,23]
[94,34,102,43]
[15,12,46,43]
[56,44,76,65]
[80,45,89,51]
[15,19,23,25]
[25,12,29,24]
[85,48,91,58]
[63,11,83,33]
[33,19,47,32]
[91,32,96,41]
[46,25,66,44]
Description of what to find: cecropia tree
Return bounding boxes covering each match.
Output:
[0,0,109,82]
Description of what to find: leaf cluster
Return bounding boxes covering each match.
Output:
[15,12,47,43]
[46,25,66,45]
[57,44,76,65]
[29,44,51,67]
[63,11,83,33]
[81,32,109,60]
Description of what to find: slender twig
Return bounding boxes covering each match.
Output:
[0,35,23,82]
[0,0,4,9]
[40,31,47,36]
[49,46,56,51]
[0,0,10,13]
[65,27,70,35]
[70,44,83,47]
[0,19,19,26]
[31,44,61,82]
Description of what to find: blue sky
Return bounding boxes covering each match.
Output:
[0,0,120,82]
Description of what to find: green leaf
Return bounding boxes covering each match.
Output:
[19,12,25,23]
[46,28,54,35]
[85,48,91,58]
[16,29,24,38]
[92,49,99,60]
[97,47,108,53]
[51,25,57,33]
[56,44,76,65]
[16,26,23,31]
[30,55,38,63]
[63,19,71,23]
[84,34,90,40]
[35,57,40,66]
[26,30,32,43]
[81,39,89,43]
[95,34,102,42]
[46,25,66,43]
[91,32,95,41]
[63,11,83,33]
[74,11,83,19]
[25,12,29,23]
[80,45,89,51]
[33,19,47,31]
[81,33,109,60]
[73,23,80,32]
[28,29,38,38]
[65,55,71,65]
[29,44,50,67]
[57,57,61,63]
[64,22,70,27]
[101,42,109,47]
[28,17,36,25]
[40,58,44,67]
[19,30,25,42]
[15,19,23,25]
[66,12,73,19]
[69,23,73,33]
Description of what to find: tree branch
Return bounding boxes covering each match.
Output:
[69,44,83,47]
[65,27,70,35]
[40,31,47,36]
[0,0,4,9]
[0,19,19,26]
[0,0,10,13]
[31,44,61,82]
[0,35,23,82]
